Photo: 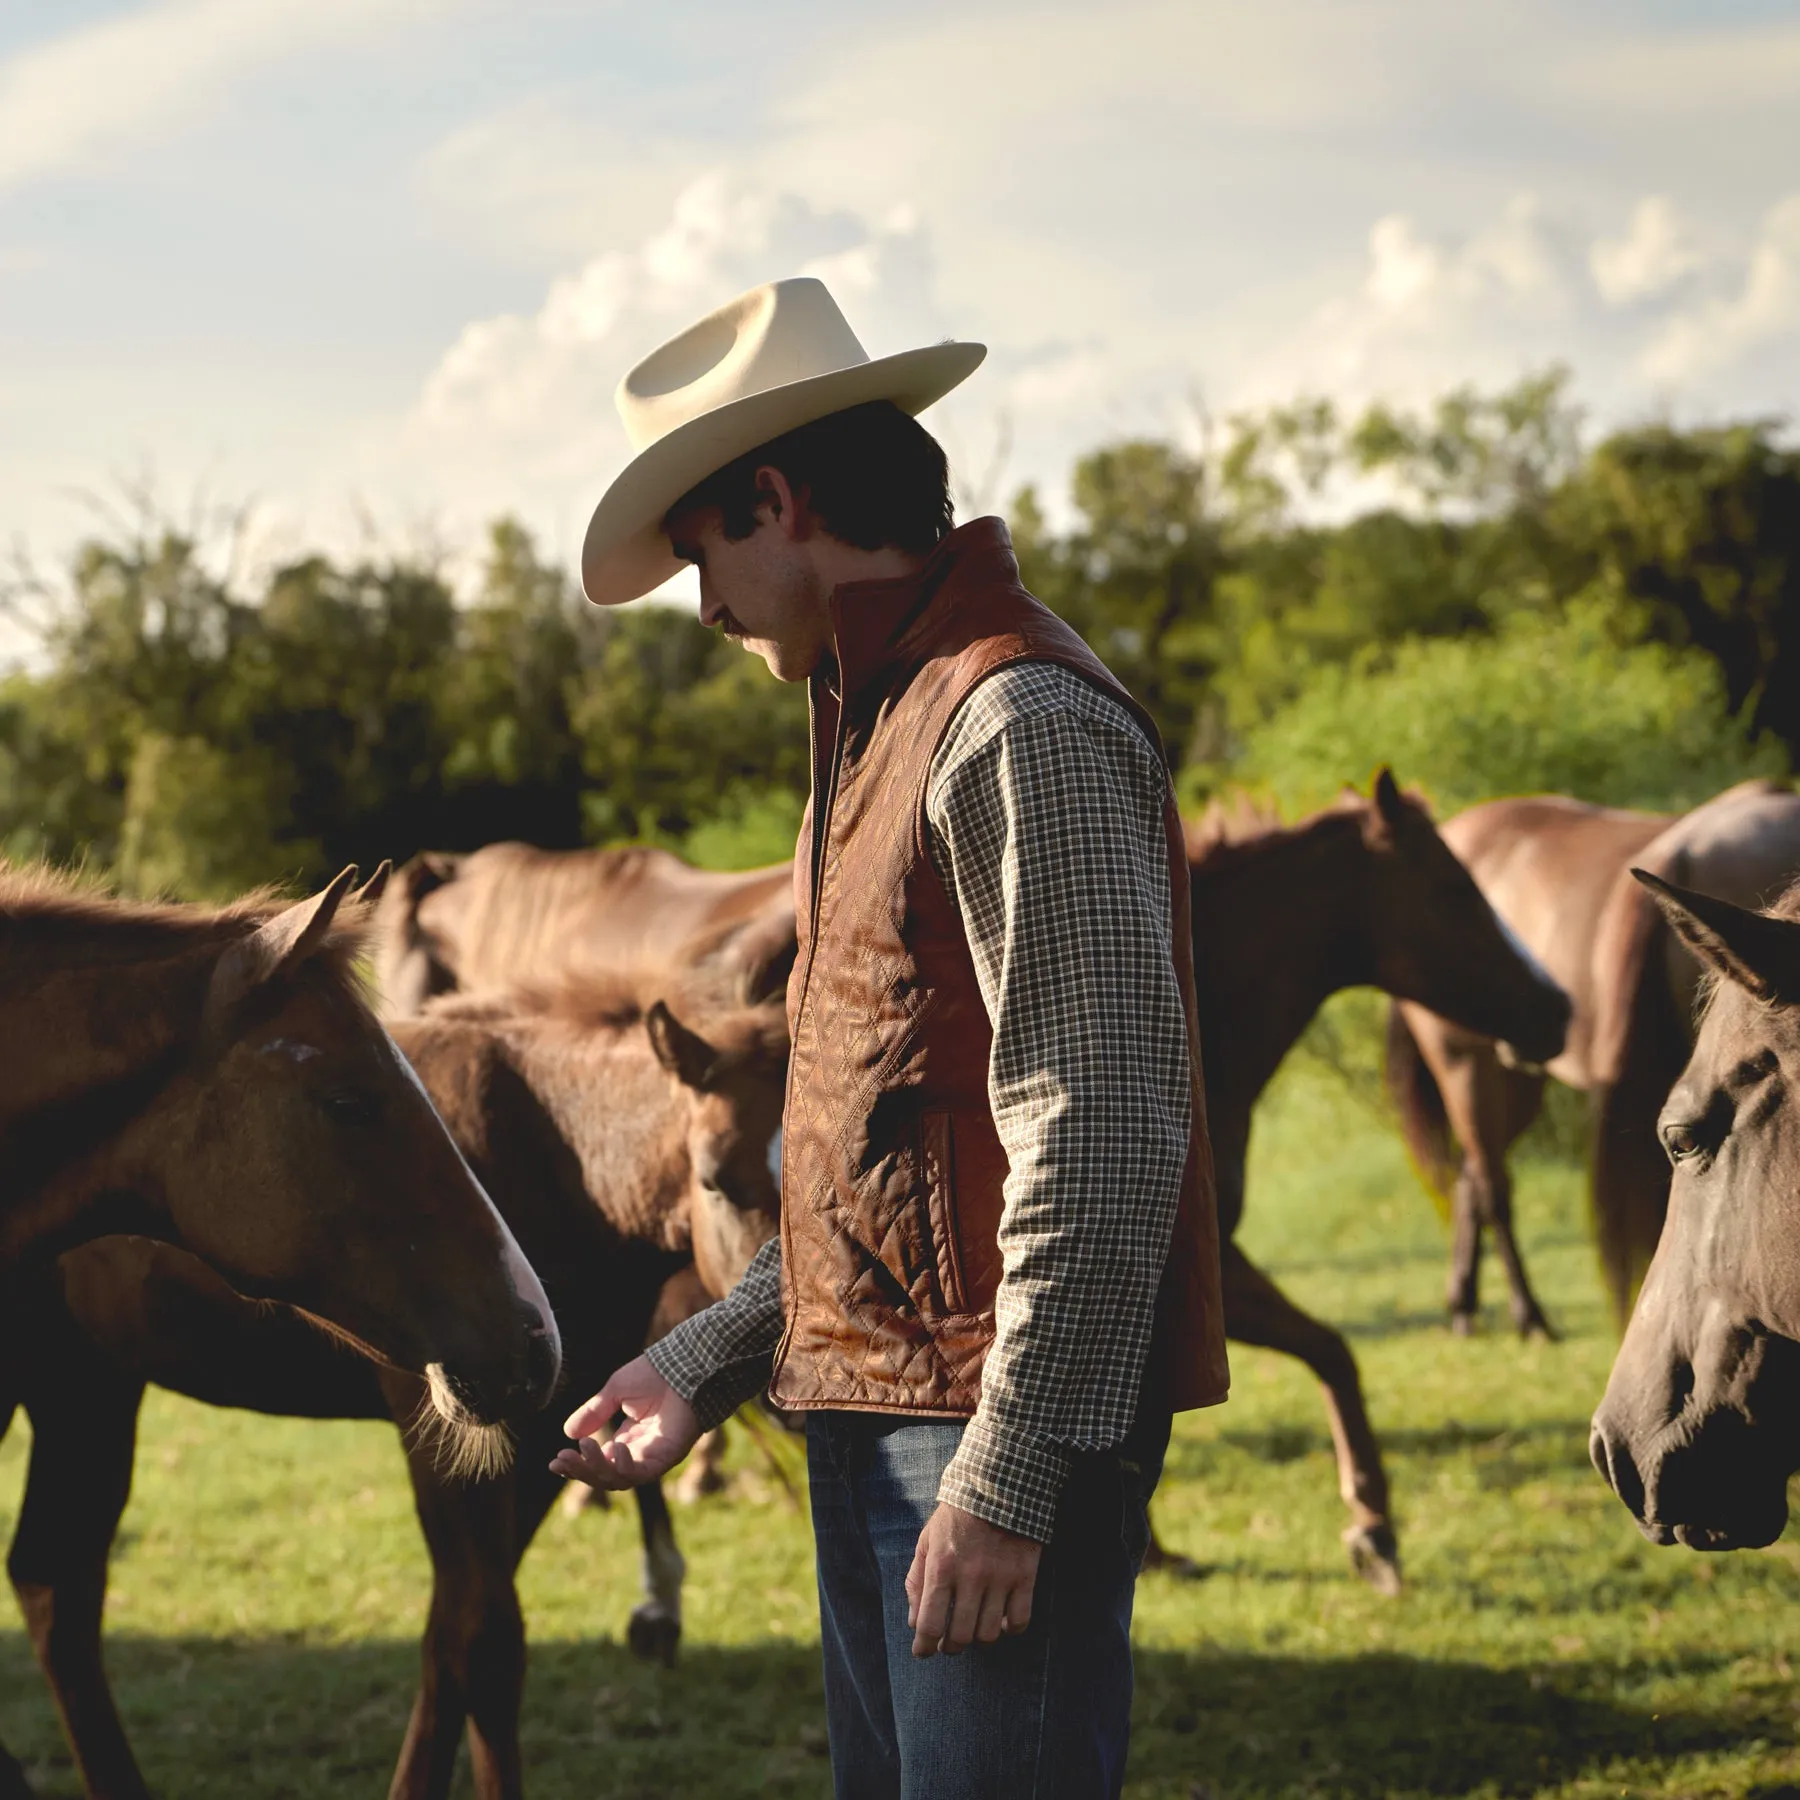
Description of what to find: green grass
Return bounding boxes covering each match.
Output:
[2,1065,1795,1799]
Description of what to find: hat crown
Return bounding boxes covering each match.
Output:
[616,278,871,453]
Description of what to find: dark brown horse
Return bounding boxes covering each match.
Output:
[1390,781,1800,1336]
[0,861,559,1423]
[1185,771,1570,1589]
[373,843,796,1018]
[1592,874,1800,1551]
[0,973,787,1800]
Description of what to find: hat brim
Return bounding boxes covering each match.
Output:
[580,339,987,606]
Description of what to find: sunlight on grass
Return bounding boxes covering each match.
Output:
[1,1064,1794,1797]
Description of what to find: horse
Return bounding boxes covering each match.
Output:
[1182,771,1570,1590]
[0,860,559,1426]
[1591,873,1800,1552]
[373,843,797,1019]
[1388,780,1800,1337]
[0,972,788,1800]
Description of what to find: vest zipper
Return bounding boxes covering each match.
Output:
[770,672,851,1394]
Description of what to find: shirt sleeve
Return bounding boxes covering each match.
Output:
[643,1235,785,1432]
[926,665,1191,1543]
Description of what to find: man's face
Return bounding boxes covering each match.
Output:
[666,492,830,683]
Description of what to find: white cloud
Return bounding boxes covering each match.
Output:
[0,0,440,193]
[1643,195,1800,388]
[1591,198,1707,307]
[1238,191,1800,421]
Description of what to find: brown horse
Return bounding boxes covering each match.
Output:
[0,862,559,1423]
[373,843,796,1018]
[1587,783,1800,1315]
[1185,771,1570,1589]
[1390,781,1800,1336]
[0,973,787,1800]
[1591,873,1800,1551]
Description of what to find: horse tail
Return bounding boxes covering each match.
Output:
[1385,1004,1456,1219]
[1588,869,1689,1327]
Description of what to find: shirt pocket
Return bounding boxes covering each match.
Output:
[921,1109,968,1317]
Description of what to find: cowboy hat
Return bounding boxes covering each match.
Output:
[581,277,985,606]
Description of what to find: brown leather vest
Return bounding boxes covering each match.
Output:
[768,518,1230,1418]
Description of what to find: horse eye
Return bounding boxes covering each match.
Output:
[1661,1122,1702,1164]
[316,1088,379,1126]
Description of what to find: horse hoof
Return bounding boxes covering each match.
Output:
[1344,1523,1402,1596]
[1139,1534,1209,1581]
[1518,1315,1559,1343]
[1448,1312,1476,1338]
[627,1604,681,1668]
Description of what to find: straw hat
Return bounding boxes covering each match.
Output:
[581,277,985,606]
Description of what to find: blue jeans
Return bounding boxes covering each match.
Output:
[806,1408,1169,1800]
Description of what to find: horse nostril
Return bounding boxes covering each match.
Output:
[1591,1422,1647,1518]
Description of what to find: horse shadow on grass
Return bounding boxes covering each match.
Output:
[2,1629,1783,1800]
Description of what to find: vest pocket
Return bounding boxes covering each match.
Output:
[920,1110,968,1316]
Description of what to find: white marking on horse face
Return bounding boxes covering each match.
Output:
[260,1037,322,1063]
[766,1126,784,1187]
[382,1029,562,1371]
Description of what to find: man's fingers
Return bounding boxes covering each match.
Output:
[910,1552,954,1658]
[973,1583,1009,1646]
[561,1380,622,1443]
[943,1575,986,1654]
[1002,1574,1036,1637]
[904,1534,929,1630]
[548,1436,634,1492]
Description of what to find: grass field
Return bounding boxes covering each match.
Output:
[2,1054,1795,1799]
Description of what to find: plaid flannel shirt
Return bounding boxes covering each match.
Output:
[645,661,1192,1542]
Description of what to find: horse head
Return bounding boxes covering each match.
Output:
[645,995,789,1298]
[142,868,560,1430]
[1357,769,1570,1068]
[1592,871,1800,1551]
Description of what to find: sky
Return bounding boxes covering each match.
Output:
[2,0,1799,603]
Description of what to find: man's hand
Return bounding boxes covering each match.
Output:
[548,1355,701,1491]
[905,1502,1042,1658]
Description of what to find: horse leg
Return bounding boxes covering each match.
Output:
[1482,1065,1555,1338]
[388,1433,526,1800]
[1222,1243,1400,1594]
[1435,1048,1536,1335]
[8,1374,151,1800]
[673,1427,728,1503]
[626,1483,685,1667]
[0,1389,39,1800]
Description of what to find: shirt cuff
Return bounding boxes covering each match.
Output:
[645,1329,773,1434]
[937,1414,1072,1544]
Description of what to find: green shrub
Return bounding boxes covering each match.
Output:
[1228,597,1787,819]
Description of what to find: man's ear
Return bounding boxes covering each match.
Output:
[753,465,808,540]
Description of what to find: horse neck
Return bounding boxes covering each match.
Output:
[1192,813,1371,1114]
[496,1017,693,1252]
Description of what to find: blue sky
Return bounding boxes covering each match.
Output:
[3,0,1798,593]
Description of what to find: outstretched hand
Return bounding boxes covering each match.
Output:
[548,1354,701,1492]
[905,1502,1042,1658]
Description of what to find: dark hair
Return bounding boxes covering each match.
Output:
[666,400,953,552]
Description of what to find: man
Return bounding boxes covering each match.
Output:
[551,276,1228,1799]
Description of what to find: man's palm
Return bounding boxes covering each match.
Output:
[549,1354,701,1491]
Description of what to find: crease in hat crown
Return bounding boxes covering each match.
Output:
[581,275,985,607]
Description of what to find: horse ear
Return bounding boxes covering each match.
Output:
[208,866,359,1026]
[646,1000,723,1090]
[1373,767,1407,827]
[1632,869,1800,1003]
[352,860,392,907]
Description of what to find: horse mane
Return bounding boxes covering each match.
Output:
[1184,784,1430,871]
[0,862,373,981]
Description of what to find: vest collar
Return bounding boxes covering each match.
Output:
[824,516,1021,707]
